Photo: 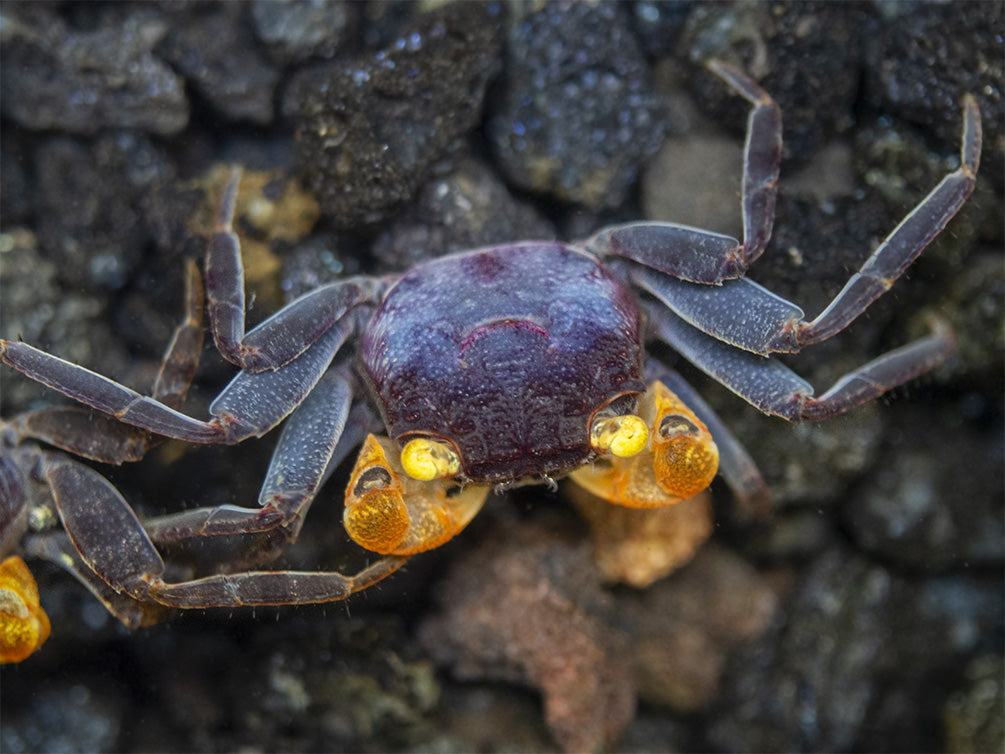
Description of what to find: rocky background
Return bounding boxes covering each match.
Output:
[1,2,1002,752]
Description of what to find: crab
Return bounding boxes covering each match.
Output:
[0,61,981,615]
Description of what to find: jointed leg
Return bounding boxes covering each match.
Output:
[205,168,383,373]
[650,304,955,422]
[587,59,781,284]
[633,94,981,356]
[38,451,409,610]
[5,260,206,464]
[796,94,981,345]
[1,317,351,445]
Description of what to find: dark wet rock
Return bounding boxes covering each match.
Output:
[0,681,121,752]
[682,2,871,161]
[280,234,366,302]
[418,516,636,753]
[0,133,31,226]
[33,133,175,293]
[632,1,692,59]
[0,231,133,415]
[864,2,1004,190]
[251,0,355,66]
[842,402,1004,571]
[157,3,281,125]
[707,547,1002,752]
[371,156,556,271]
[940,251,1005,387]
[701,397,885,509]
[944,654,1005,754]
[488,2,667,209]
[0,4,188,135]
[283,2,504,228]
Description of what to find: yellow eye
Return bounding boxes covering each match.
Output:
[589,414,649,458]
[400,437,461,481]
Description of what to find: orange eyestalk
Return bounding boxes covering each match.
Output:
[345,434,489,556]
[0,556,51,664]
[569,381,718,508]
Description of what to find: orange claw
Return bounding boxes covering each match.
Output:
[569,381,719,507]
[344,434,490,556]
[0,556,51,663]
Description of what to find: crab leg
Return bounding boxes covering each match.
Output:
[588,59,781,284]
[140,371,357,547]
[206,168,382,373]
[23,530,170,629]
[5,260,206,464]
[40,451,408,609]
[795,94,981,346]
[651,304,955,422]
[708,58,782,268]
[634,94,980,356]
[633,268,804,355]
[146,556,409,608]
[1,317,351,445]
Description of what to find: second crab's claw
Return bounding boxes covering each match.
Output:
[344,435,489,556]
[0,555,51,664]
[570,381,719,507]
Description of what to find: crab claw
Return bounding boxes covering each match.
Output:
[0,556,51,663]
[569,381,719,507]
[344,435,489,556]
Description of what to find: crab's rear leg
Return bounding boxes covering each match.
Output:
[38,452,409,609]
[23,531,171,628]
[633,94,981,357]
[795,94,980,346]
[587,59,781,284]
[652,304,955,422]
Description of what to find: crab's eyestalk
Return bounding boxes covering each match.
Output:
[590,414,649,458]
[569,381,718,508]
[0,556,51,664]
[345,435,490,556]
[648,386,719,499]
[400,437,460,481]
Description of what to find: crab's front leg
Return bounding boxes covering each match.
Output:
[569,381,720,508]
[343,435,490,556]
[34,450,411,610]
